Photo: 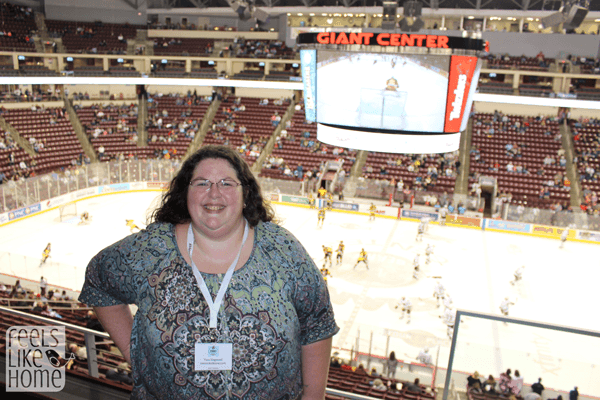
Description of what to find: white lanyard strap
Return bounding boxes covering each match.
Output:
[187,221,249,329]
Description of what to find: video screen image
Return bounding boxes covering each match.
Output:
[316,51,450,132]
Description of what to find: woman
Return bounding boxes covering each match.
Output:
[386,351,398,378]
[80,145,339,399]
[483,374,497,393]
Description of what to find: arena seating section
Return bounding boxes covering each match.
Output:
[260,105,357,180]
[147,95,209,156]
[362,152,457,195]
[75,104,147,160]
[45,20,142,54]
[0,2,37,52]
[569,120,600,194]
[205,96,290,166]
[486,55,553,72]
[2,107,85,174]
[469,113,569,209]
[152,37,214,56]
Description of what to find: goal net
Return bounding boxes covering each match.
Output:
[59,202,78,221]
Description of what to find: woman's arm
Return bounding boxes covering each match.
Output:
[301,337,333,400]
[93,304,133,364]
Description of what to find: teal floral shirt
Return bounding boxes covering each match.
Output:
[79,221,339,399]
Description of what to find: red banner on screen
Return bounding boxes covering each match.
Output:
[444,55,478,133]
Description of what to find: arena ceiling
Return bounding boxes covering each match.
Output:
[146,0,600,12]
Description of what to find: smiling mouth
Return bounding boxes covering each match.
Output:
[204,205,225,211]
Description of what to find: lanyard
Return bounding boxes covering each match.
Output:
[187,221,249,329]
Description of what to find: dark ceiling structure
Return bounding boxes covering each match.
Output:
[147,0,600,12]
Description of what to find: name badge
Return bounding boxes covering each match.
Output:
[195,343,233,371]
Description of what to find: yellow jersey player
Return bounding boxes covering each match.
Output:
[326,193,333,210]
[126,219,141,233]
[336,241,345,265]
[320,266,332,284]
[40,243,51,266]
[322,245,333,267]
[78,211,91,225]
[369,203,377,221]
[354,248,369,269]
[317,208,325,227]
[308,193,316,209]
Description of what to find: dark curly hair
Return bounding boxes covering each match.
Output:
[151,145,274,227]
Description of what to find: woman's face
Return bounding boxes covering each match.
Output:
[186,158,244,239]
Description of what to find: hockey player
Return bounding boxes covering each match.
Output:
[322,245,333,267]
[416,347,432,365]
[369,203,377,221]
[425,244,434,264]
[126,219,141,233]
[327,193,334,211]
[559,228,569,249]
[395,296,412,323]
[500,297,514,316]
[320,266,332,284]
[412,254,421,279]
[416,222,425,242]
[510,266,525,285]
[439,205,448,226]
[354,248,369,269]
[421,217,431,233]
[443,294,453,314]
[78,211,91,225]
[433,280,446,308]
[317,208,326,227]
[39,243,51,266]
[442,305,456,339]
[308,193,316,209]
[336,241,345,265]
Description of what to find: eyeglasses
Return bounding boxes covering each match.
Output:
[189,178,242,193]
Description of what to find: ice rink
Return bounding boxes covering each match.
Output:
[1,191,599,395]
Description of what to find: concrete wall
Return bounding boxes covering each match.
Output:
[474,101,600,119]
[44,0,146,24]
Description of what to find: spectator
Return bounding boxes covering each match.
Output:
[371,378,386,391]
[499,369,512,394]
[512,370,523,394]
[106,362,133,385]
[406,378,422,394]
[386,351,398,378]
[467,371,482,389]
[483,375,496,393]
[570,387,579,400]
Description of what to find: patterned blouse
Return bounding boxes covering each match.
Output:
[79,221,339,399]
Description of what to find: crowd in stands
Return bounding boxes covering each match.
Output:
[362,151,460,195]
[0,2,37,52]
[1,278,134,387]
[569,117,600,215]
[327,353,435,399]
[45,19,141,55]
[466,369,575,400]
[231,37,294,59]
[470,111,569,210]
[486,51,553,71]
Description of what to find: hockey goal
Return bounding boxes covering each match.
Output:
[59,202,78,221]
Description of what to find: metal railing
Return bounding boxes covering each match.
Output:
[0,160,180,213]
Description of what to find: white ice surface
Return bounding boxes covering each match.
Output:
[1,191,598,395]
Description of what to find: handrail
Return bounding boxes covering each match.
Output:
[2,305,110,378]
